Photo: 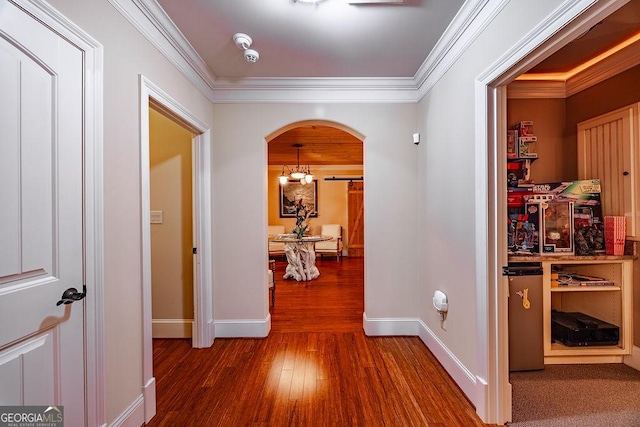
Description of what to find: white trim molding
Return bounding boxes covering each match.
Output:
[108,0,502,103]
[415,0,510,102]
[507,80,567,99]
[139,75,214,423]
[214,315,271,338]
[108,0,216,101]
[417,320,479,407]
[362,313,419,336]
[109,394,145,427]
[13,1,106,426]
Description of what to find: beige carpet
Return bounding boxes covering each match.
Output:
[508,364,640,427]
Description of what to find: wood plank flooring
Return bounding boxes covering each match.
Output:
[147,257,495,426]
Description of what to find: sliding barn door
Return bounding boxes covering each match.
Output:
[347,181,364,257]
[577,103,639,238]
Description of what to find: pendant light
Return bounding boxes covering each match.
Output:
[279,143,313,185]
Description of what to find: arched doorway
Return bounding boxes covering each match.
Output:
[266,120,365,330]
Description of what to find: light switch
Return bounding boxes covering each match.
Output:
[150,210,163,224]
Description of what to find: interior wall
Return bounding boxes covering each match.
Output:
[46,0,214,423]
[415,0,568,405]
[566,63,640,140]
[267,166,363,254]
[149,108,194,337]
[212,104,418,322]
[507,98,569,182]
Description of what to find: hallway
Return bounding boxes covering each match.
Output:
[148,258,494,426]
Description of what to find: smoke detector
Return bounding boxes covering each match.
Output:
[233,33,259,63]
[243,49,259,63]
[233,33,252,50]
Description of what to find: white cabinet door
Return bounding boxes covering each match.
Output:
[577,103,640,238]
[0,1,86,424]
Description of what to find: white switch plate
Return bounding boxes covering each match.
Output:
[150,210,163,224]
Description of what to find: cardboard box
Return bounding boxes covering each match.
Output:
[518,136,538,158]
[538,201,574,254]
[604,216,626,255]
[531,180,605,256]
[507,130,518,159]
[516,121,534,137]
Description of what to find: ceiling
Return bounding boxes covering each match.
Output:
[151,0,640,165]
[268,125,363,166]
[528,0,640,74]
[154,0,466,79]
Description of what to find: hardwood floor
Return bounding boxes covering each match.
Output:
[148,257,494,426]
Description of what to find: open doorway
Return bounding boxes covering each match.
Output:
[265,120,365,327]
[149,107,195,339]
[139,76,213,423]
[479,0,638,423]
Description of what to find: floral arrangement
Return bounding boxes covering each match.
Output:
[293,197,314,239]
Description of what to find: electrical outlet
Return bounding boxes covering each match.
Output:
[150,210,163,224]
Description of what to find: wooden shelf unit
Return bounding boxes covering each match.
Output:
[541,258,633,364]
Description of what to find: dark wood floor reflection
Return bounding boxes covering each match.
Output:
[147,257,493,426]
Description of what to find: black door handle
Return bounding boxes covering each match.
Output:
[56,285,87,306]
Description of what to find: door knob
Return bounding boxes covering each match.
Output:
[56,285,87,306]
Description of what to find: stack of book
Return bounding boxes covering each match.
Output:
[556,272,614,287]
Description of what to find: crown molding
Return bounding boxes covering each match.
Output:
[112,0,497,103]
[108,0,217,101]
[508,39,640,99]
[111,0,519,103]
[415,0,509,102]
[211,77,419,103]
[110,0,639,102]
[566,39,640,96]
[507,80,567,99]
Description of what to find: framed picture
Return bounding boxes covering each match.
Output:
[279,180,318,218]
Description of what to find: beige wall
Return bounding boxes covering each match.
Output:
[508,63,640,185]
[507,98,569,182]
[47,0,215,422]
[149,108,194,337]
[212,105,418,322]
[267,166,363,254]
[415,0,575,392]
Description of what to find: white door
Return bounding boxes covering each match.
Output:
[0,1,86,424]
[577,103,640,238]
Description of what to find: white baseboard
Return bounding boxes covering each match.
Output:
[214,314,271,337]
[624,345,640,371]
[361,314,479,409]
[152,318,193,338]
[362,313,419,336]
[205,318,215,346]
[109,394,144,427]
[417,319,478,406]
[143,377,156,423]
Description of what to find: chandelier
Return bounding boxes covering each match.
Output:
[279,143,313,185]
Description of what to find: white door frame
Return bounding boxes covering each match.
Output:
[9,1,105,425]
[477,0,628,423]
[139,75,213,422]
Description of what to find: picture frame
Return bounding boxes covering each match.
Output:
[279,180,318,218]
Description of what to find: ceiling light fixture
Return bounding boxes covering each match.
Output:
[293,0,326,5]
[279,143,313,185]
[233,32,259,63]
